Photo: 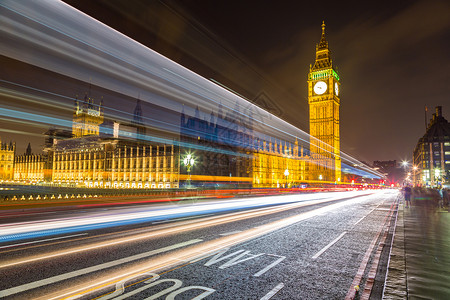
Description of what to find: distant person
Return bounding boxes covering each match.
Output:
[438,187,444,208]
[403,186,412,207]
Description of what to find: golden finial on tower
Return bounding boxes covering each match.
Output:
[322,21,326,36]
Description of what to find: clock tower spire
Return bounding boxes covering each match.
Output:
[307,22,341,183]
[312,21,332,71]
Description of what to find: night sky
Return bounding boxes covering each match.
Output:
[4,0,450,164]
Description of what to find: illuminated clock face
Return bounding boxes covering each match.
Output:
[313,81,327,95]
[335,82,339,96]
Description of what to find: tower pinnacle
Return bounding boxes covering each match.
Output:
[312,21,332,70]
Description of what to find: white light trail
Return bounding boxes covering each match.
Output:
[46,191,384,300]
[0,191,373,239]
[0,0,384,178]
[0,191,396,273]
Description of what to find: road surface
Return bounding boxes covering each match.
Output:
[0,189,399,299]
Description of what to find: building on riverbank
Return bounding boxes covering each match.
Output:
[413,106,450,187]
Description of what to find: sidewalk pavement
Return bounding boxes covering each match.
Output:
[384,189,450,299]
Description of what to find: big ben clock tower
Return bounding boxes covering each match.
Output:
[308,21,341,182]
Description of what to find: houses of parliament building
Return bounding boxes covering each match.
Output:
[12,93,180,189]
[9,94,311,189]
[2,23,342,189]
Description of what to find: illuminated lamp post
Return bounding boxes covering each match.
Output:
[284,168,289,188]
[412,165,418,186]
[183,154,195,188]
[401,160,409,186]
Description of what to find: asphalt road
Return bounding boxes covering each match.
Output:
[0,189,399,299]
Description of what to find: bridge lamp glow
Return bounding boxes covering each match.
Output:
[183,153,195,188]
[284,168,289,188]
[319,174,323,180]
[183,154,195,172]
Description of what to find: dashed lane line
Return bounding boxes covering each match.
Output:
[253,255,285,277]
[260,283,285,300]
[311,231,347,260]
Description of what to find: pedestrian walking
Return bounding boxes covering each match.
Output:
[403,186,412,207]
[437,187,443,207]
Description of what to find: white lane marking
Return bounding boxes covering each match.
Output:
[188,248,229,264]
[311,231,347,260]
[0,233,88,250]
[354,204,380,226]
[353,215,367,226]
[219,230,242,236]
[218,251,264,269]
[0,239,202,298]
[253,255,285,277]
[204,249,245,267]
[260,283,284,300]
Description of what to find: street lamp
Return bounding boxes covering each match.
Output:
[183,154,195,187]
[284,168,289,188]
[401,161,410,186]
[413,165,417,186]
